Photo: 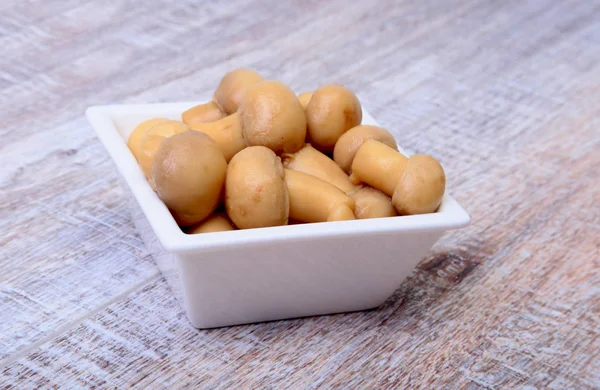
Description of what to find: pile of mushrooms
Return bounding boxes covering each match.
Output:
[127,68,447,234]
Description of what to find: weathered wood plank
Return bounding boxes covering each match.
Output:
[1,0,599,388]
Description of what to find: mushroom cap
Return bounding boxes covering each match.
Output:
[225,146,289,229]
[239,80,307,154]
[350,186,397,219]
[334,125,398,173]
[392,154,446,215]
[213,68,263,114]
[127,118,170,161]
[138,120,189,188]
[152,131,227,226]
[306,84,362,152]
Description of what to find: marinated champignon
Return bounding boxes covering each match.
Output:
[191,80,307,157]
[189,114,246,162]
[187,213,235,234]
[284,169,355,223]
[282,144,357,194]
[305,84,362,152]
[333,125,398,173]
[240,80,307,153]
[349,139,408,196]
[138,120,189,189]
[152,131,227,226]
[350,140,446,215]
[225,146,289,229]
[127,118,169,161]
[392,154,446,215]
[181,68,263,125]
[349,187,397,219]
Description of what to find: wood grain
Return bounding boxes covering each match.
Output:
[1,0,599,388]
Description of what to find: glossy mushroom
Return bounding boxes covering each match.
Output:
[138,120,189,188]
[152,131,227,226]
[392,154,446,215]
[333,125,398,173]
[282,144,357,194]
[349,139,408,197]
[305,84,362,152]
[181,68,263,125]
[225,146,289,229]
[127,118,170,161]
[191,80,307,158]
[284,169,355,223]
[350,187,397,219]
[350,140,445,215]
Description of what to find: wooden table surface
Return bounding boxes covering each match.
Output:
[1,0,599,388]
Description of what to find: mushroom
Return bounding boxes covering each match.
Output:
[188,113,245,162]
[181,68,263,125]
[225,146,289,229]
[298,91,313,110]
[187,213,235,234]
[127,118,170,161]
[190,80,307,158]
[392,154,446,215]
[283,144,397,219]
[152,131,227,226]
[350,187,397,219]
[349,139,408,197]
[305,84,362,152]
[333,125,398,173]
[350,140,445,215]
[282,144,357,194]
[284,169,355,223]
[138,120,189,188]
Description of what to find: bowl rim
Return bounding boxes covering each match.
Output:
[86,101,470,254]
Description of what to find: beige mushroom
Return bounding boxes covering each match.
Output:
[225,146,289,229]
[152,131,227,226]
[282,144,397,219]
[191,80,306,157]
[333,125,398,173]
[127,118,170,161]
[181,68,263,125]
[350,140,445,215]
[392,154,446,215]
[305,84,362,152]
[284,169,355,223]
[350,187,397,219]
[188,114,245,162]
[138,120,189,189]
[282,144,357,194]
[187,213,235,234]
[349,139,408,196]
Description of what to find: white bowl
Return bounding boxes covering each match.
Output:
[86,101,470,329]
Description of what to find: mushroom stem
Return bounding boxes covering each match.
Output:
[282,144,358,194]
[284,169,355,223]
[189,113,245,162]
[349,139,408,197]
[181,68,263,125]
[182,101,227,126]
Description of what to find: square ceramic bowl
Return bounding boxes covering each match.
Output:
[86,101,470,329]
